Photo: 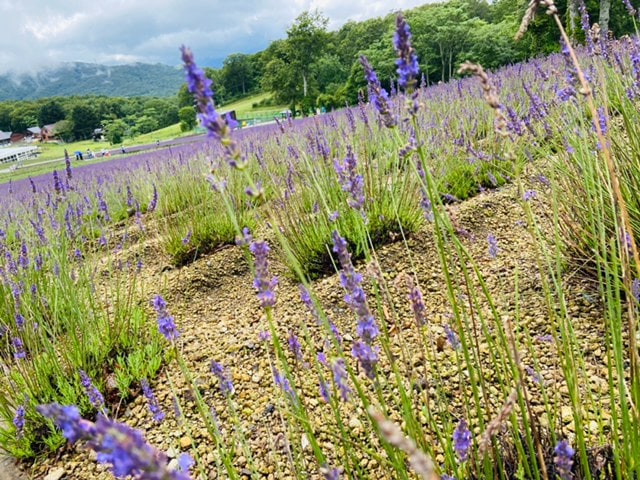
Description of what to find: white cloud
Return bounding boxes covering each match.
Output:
[0,0,430,74]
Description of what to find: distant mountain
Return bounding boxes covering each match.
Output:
[0,62,184,100]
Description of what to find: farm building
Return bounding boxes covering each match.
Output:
[0,146,38,164]
[0,131,11,146]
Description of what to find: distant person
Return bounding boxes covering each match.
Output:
[155,139,160,147]
[121,145,126,154]
[86,148,94,159]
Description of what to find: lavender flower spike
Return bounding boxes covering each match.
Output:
[249,240,278,309]
[359,56,397,128]
[79,370,105,412]
[554,440,575,480]
[394,14,420,91]
[38,403,192,479]
[13,405,25,438]
[180,46,244,169]
[140,378,165,423]
[152,295,180,342]
[210,361,235,396]
[334,146,365,212]
[453,419,472,462]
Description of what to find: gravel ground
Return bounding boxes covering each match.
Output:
[17,180,612,479]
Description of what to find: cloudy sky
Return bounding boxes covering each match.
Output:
[0,0,429,75]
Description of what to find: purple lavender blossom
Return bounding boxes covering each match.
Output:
[554,440,575,480]
[13,405,25,438]
[273,369,297,403]
[453,419,472,462]
[37,403,192,479]
[359,56,397,128]
[178,453,195,474]
[331,358,351,401]
[287,332,303,362]
[444,325,461,350]
[210,361,235,396]
[320,464,342,480]
[351,341,379,379]
[249,240,278,309]
[393,14,420,91]
[523,190,537,201]
[258,330,272,342]
[331,231,379,345]
[408,284,427,326]
[181,230,192,246]
[180,46,244,169]
[12,337,26,360]
[329,211,339,222]
[633,278,640,305]
[334,146,365,212]
[151,295,180,341]
[147,184,158,213]
[79,370,105,412]
[140,378,165,423]
[15,313,25,330]
[319,379,331,403]
[487,234,499,259]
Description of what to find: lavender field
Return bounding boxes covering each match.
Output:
[1,8,640,480]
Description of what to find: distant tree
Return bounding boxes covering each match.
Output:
[178,106,197,132]
[177,84,193,109]
[69,103,99,140]
[54,120,75,143]
[38,100,66,126]
[221,53,254,96]
[103,119,127,144]
[0,103,11,131]
[10,104,39,132]
[286,10,328,99]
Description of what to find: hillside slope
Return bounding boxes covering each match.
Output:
[0,62,184,100]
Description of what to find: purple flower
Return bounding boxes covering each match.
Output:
[453,419,472,462]
[258,330,272,342]
[181,230,192,246]
[273,369,297,404]
[180,46,244,169]
[331,231,379,345]
[334,146,365,212]
[151,295,180,342]
[38,403,192,479]
[288,332,303,362]
[210,361,234,396]
[359,56,397,128]
[320,464,342,480]
[319,379,331,403]
[408,284,427,326]
[249,240,278,309]
[12,337,26,360]
[394,14,420,91]
[147,184,158,213]
[332,358,351,401]
[487,234,499,259]
[351,341,379,379]
[13,405,25,438]
[140,379,165,423]
[178,453,195,473]
[554,440,575,480]
[15,313,25,330]
[444,325,461,350]
[523,190,537,201]
[329,211,339,222]
[79,370,105,412]
[633,278,640,305]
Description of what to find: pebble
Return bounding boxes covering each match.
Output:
[44,468,66,480]
[180,436,193,449]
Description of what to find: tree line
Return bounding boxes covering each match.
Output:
[0,96,179,143]
[196,0,637,115]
